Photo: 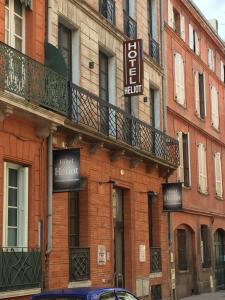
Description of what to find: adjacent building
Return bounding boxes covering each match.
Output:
[0,1,179,300]
[165,0,225,298]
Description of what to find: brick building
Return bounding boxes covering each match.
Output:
[165,0,225,298]
[0,1,179,300]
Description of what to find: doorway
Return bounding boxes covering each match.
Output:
[215,229,225,289]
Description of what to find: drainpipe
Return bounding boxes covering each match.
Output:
[160,0,167,133]
[46,134,53,254]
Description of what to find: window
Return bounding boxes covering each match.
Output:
[123,0,137,39]
[189,24,200,55]
[208,48,215,71]
[58,23,72,81]
[3,162,28,248]
[5,0,25,52]
[99,0,115,24]
[174,52,185,106]
[148,0,160,63]
[214,152,223,198]
[201,225,211,268]
[168,0,174,28]
[194,71,206,119]
[177,132,190,187]
[177,229,187,270]
[211,85,219,130]
[151,285,162,300]
[197,143,207,194]
[221,61,225,83]
[173,8,180,35]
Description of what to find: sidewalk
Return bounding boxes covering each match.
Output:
[181,290,225,300]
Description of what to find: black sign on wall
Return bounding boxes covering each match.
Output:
[162,182,182,211]
[53,149,80,192]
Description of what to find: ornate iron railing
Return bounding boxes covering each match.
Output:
[0,42,67,115]
[123,11,137,39]
[99,0,115,25]
[150,247,162,273]
[149,36,160,64]
[0,247,41,292]
[69,83,179,168]
[69,247,90,282]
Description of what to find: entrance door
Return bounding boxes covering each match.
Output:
[113,188,125,288]
[215,229,225,289]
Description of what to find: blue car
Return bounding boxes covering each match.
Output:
[30,287,139,300]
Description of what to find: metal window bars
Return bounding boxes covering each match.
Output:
[100,0,115,25]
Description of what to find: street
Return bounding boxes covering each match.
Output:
[182,291,225,300]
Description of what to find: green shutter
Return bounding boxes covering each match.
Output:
[20,0,33,10]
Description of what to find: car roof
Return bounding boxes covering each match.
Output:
[30,287,129,299]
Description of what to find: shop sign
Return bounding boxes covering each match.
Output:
[123,39,144,96]
[162,182,182,211]
[53,149,80,192]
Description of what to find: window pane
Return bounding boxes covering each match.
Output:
[5,9,9,28]
[5,0,9,7]
[9,169,18,187]
[8,228,17,246]
[8,207,17,226]
[15,37,22,51]
[14,0,22,16]
[15,16,22,37]
[8,188,17,206]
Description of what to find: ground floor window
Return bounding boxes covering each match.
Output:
[3,162,28,248]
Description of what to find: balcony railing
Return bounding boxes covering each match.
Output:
[99,0,115,25]
[69,247,90,282]
[150,247,162,273]
[0,42,67,115]
[68,83,179,168]
[149,36,160,64]
[123,11,137,39]
[0,247,41,292]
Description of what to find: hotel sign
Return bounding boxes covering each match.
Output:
[123,39,144,96]
[53,149,80,192]
[162,182,182,211]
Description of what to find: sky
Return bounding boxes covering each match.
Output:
[192,0,225,40]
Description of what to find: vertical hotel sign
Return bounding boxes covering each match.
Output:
[123,39,144,96]
[53,149,80,192]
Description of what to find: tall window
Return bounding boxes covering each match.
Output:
[197,143,207,194]
[58,23,72,81]
[5,0,25,52]
[214,152,223,198]
[3,162,28,248]
[201,225,211,268]
[177,132,190,187]
[208,48,215,71]
[194,71,206,119]
[189,24,200,55]
[221,61,225,83]
[177,229,187,270]
[211,85,219,130]
[174,52,185,106]
[123,0,136,39]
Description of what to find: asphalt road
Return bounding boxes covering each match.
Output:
[181,291,225,300]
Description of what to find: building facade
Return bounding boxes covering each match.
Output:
[165,0,225,298]
[0,1,179,300]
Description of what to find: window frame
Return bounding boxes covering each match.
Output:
[3,162,28,248]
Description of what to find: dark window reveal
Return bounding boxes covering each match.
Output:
[177,229,188,270]
[182,133,190,187]
[201,225,211,268]
[58,23,72,81]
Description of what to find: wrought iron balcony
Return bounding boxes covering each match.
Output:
[99,0,115,25]
[68,83,179,168]
[149,36,160,64]
[150,247,162,273]
[123,11,137,39]
[0,41,67,115]
[69,247,90,282]
[0,247,41,292]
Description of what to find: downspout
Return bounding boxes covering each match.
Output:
[46,134,53,254]
[160,0,167,133]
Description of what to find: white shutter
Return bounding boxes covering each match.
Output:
[175,53,179,100]
[208,49,212,69]
[198,143,207,193]
[189,24,194,50]
[221,61,224,82]
[180,56,185,105]
[198,144,203,191]
[18,166,28,248]
[168,0,174,28]
[211,86,219,129]
[180,14,185,41]
[194,71,200,116]
[214,152,223,197]
[177,131,184,182]
[195,31,200,55]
